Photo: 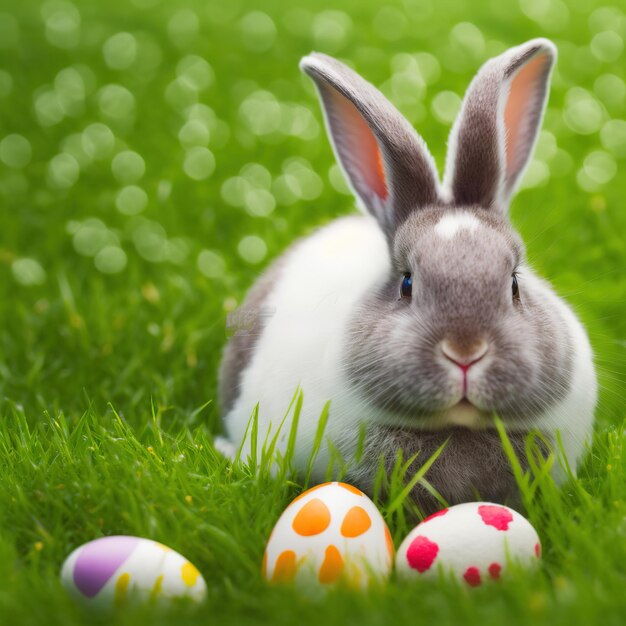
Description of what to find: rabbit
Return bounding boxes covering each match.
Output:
[217,39,597,512]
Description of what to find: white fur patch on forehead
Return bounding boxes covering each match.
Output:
[434,212,481,239]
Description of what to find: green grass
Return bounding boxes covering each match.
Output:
[1,0,625,623]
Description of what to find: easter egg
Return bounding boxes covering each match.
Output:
[60,536,206,608]
[396,502,541,586]
[263,482,394,589]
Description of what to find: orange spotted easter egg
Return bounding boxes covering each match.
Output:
[60,536,206,609]
[263,482,394,589]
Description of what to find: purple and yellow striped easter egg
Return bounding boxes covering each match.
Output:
[60,536,206,609]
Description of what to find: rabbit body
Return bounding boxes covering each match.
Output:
[218,39,597,510]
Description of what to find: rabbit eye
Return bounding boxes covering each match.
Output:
[512,273,520,300]
[400,273,412,299]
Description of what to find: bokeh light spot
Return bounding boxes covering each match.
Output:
[450,22,485,57]
[244,188,276,217]
[176,55,214,91]
[239,12,276,52]
[12,258,46,286]
[81,123,116,160]
[54,67,86,117]
[239,91,282,135]
[237,235,267,264]
[431,91,462,124]
[241,163,272,190]
[178,120,210,147]
[42,0,81,49]
[0,134,32,169]
[600,119,626,157]
[197,249,226,278]
[312,10,352,53]
[165,77,199,111]
[280,104,320,140]
[594,74,626,109]
[563,88,605,135]
[183,147,215,180]
[588,7,625,35]
[116,185,148,215]
[97,84,136,121]
[583,151,617,185]
[112,151,145,183]
[519,0,569,32]
[413,52,441,85]
[132,218,167,262]
[386,61,427,108]
[221,176,250,207]
[590,31,623,63]
[103,32,138,70]
[47,153,80,189]
[576,169,599,193]
[283,159,323,200]
[94,246,127,274]
[34,89,64,127]
[71,218,119,257]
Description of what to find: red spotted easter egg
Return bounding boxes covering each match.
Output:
[60,536,206,609]
[396,502,541,586]
[263,482,394,589]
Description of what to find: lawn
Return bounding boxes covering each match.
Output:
[1,0,625,623]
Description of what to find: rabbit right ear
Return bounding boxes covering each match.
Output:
[301,53,440,237]
[443,39,556,212]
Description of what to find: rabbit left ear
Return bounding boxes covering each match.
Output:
[301,53,440,237]
[443,39,556,212]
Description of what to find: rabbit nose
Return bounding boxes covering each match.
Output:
[441,339,489,371]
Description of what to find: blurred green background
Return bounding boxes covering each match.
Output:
[0,1,625,622]
[0,0,624,430]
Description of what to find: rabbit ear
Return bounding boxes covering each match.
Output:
[300,53,440,236]
[443,39,556,212]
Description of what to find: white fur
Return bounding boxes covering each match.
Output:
[434,213,481,239]
[513,269,597,477]
[214,435,237,460]
[224,215,391,473]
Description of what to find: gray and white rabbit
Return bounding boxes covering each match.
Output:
[218,39,597,510]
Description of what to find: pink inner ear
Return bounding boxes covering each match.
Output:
[503,53,549,176]
[328,88,388,200]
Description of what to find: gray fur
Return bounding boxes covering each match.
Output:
[344,206,573,425]
[346,425,547,516]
